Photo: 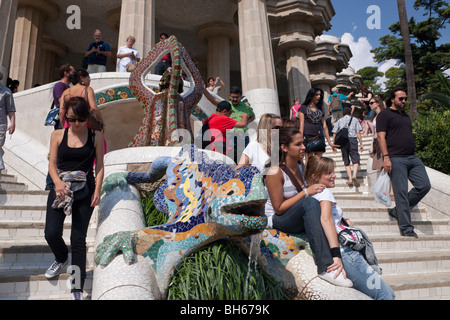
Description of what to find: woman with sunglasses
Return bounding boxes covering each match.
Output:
[298,88,334,168]
[368,96,386,171]
[264,127,353,287]
[44,97,104,300]
[235,113,282,174]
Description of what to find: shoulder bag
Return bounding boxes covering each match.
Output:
[334,116,353,148]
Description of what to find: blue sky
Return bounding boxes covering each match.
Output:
[322,0,449,80]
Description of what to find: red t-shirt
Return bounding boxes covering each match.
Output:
[205,114,237,154]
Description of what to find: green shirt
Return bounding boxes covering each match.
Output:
[228,101,254,132]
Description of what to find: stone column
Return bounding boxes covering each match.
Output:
[308,35,352,114]
[197,22,238,99]
[9,0,58,90]
[267,0,334,105]
[237,0,279,118]
[117,0,155,69]
[0,0,18,83]
[37,37,67,85]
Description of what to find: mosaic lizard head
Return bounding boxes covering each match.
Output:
[150,145,268,236]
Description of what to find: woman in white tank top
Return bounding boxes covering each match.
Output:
[264,127,353,287]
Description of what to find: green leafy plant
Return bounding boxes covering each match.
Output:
[413,110,450,175]
[167,240,287,300]
[141,191,168,227]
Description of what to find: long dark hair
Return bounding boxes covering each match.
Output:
[74,69,90,85]
[65,96,90,120]
[263,127,302,182]
[302,88,324,107]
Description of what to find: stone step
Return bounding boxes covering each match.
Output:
[0,181,27,191]
[370,234,450,253]
[377,250,450,277]
[354,220,450,236]
[0,204,47,221]
[0,174,18,183]
[0,243,96,271]
[381,272,450,300]
[0,268,93,300]
[0,190,49,206]
[0,220,97,242]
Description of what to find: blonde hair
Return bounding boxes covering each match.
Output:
[126,35,136,43]
[305,156,335,185]
[257,113,281,156]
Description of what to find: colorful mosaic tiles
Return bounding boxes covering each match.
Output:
[96,145,268,292]
[127,36,204,147]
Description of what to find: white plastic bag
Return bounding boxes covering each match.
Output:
[373,169,391,207]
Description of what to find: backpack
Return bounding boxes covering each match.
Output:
[336,224,366,252]
[330,95,342,111]
[334,116,353,148]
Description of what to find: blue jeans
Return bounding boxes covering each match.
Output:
[342,247,395,300]
[272,197,333,274]
[389,155,431,233]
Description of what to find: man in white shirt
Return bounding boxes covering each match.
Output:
[117,36,141,72]
[332,107,364,187]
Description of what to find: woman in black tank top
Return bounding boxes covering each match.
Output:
[44,97,104,300]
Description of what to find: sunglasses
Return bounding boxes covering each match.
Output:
[369,101,377,105]
[66,116,87,123]
[399,97,408,102]
[273,126,282,129]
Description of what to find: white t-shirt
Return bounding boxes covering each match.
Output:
[117,46,141,72]
[312,187,345,251]
[242,141,270,174]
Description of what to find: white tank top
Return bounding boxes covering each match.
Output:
[264,165,304,228]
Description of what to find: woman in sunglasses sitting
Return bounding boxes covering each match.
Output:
[44,96,104,300]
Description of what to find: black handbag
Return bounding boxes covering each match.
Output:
[305,135,326,153]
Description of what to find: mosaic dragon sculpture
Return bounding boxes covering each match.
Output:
[128,35,203,147]
[95,145,370,300]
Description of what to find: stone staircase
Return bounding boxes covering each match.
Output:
[327,136,450,300]
[1,136,449,299]
[0,171,96,300]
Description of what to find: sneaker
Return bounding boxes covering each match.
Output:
[45,260,68,279]
[72,291,84,300]
[319,270,353,288]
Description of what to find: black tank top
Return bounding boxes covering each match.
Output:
[57,128,96,183]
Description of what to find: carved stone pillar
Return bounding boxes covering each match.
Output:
[237,0,279,118]
[197,22,238,98]
[10,0,58,90]
[37,37,67,85]
[308,35,352,113]
[0,0,18,83]
[117,0,155,68]
[268,0,334,105]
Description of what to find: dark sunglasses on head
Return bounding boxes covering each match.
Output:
[66,116,87,123]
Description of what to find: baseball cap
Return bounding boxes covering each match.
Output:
[217,101,232,111]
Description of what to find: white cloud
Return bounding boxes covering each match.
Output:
[340,32,401,89]
[340,32,377,72]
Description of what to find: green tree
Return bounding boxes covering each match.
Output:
[397,0,418,120]
[356,66,384,94]
[372,0,450,108]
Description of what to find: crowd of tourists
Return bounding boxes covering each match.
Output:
[0,29,431,300]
